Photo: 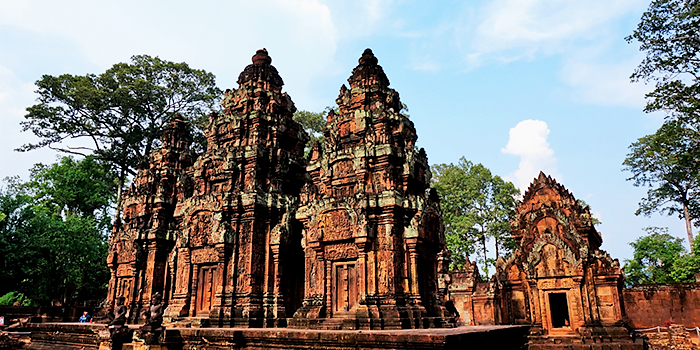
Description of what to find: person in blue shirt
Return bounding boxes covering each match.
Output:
[78,311,91,323]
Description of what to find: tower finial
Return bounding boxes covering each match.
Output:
[252,48,272,65]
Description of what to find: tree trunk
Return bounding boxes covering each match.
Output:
[683,201,694,249]
[481,228,488,275]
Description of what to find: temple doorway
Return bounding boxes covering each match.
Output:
[332,262,358,314]
[196,266,217,316]
[548,292,570,328]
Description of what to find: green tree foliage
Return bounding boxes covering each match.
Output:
[0,291,34,306]
[0,157,113,305]
[577,199,602,226]
[293,107,332,155]
[626,0,700,247]
[623,121,700,247]
[628,0,700,119]
[18,55,222,210]
[27,156,116,224]
[431,158,519,274]
[623,226,700,285]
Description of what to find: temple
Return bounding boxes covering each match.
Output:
[105,48,449,330]
[450,172,637,348]
[106,115,194,324]
[290,49,449,329]
[106,49,309,328]
[96,48,657,349]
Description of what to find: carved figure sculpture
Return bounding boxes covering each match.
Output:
[107,296,130,344]
[141,292,164,331]
[134,293,165,345]
[109,296,127,326]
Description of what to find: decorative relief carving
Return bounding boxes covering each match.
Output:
[324,243,359,261]
[116,264,133,277]
[332,159,355,179]
[318,210,353,242]
[189,211,213,247]
[105,49,309,326]
[191,247,218,264]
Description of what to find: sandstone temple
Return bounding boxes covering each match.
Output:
[80,48,698,350]
[106,48,450,331]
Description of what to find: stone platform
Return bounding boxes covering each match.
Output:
[17,323,530,350]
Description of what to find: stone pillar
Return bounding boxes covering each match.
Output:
[164,248,191,319]
[268,244,285,326]
[406,238,421,303]
[325,258,332,318]
[211,245,227,326]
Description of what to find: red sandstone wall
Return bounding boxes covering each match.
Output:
[623,284,700,328]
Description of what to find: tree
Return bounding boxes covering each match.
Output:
[627,0,700,120]
[577,199,602,226]
[293,107,337,155]
[27,155,116,223]
[0,157,113,304]
[623,121,700,247]
[431,158,519,274]
[626,0,700,247]
[18,55,222,213]
[623,226,700,285]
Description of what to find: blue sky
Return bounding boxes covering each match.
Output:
[0,0,687,262]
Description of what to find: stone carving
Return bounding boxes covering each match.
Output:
[324,243,359,261]
[449,172,639,348]
[188,211,212,247]
[103,48,447,332]
[104,49,308,329]
[104,115,194,322]
[134,292,165,345]
[102,295,131,347]
[318,210,353,242]
[109,296,127,326]
[292,49,449,330]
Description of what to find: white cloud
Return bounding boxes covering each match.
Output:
[0,0,338,106]
[0,0,404,180]
[501,119,561,191]
[561,55,650,109]
[469,0,645,64]
[409,58,440,72]
[457,0,650,109]
[323,0,395,39]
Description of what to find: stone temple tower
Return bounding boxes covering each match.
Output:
[106,115,195,323]
[106,49,309,328]
[291,49,449,330]
[164,49,308,327]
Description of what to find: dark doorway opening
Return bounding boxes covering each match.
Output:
[548,292,570,328]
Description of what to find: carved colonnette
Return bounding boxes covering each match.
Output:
[290,49,450,330]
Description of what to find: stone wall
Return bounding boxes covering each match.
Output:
[624,284,700,329]
[643,324,699,350]
[0,306,98,323]
[17,323,530,350]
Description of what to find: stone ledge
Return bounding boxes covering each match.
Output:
[18,323,530,350]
